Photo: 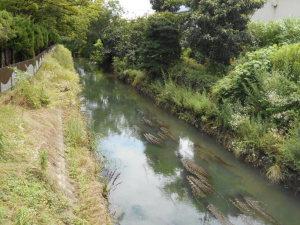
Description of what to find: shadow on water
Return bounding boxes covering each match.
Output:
[77,59,300,225]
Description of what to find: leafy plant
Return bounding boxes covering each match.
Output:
[39,149,48,171]
[187,0,264,64]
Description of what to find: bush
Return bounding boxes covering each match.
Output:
[212,46,276,103]
[249,19,300,49]
[141,12,181,76]
[123,69,145,87]
[16,73,50,109]
[52,45,74,71]
[168,57,223,91]
[281,123,300,169]
[91,39,104,64]
[157,81,219,122]
[271,43,300,82]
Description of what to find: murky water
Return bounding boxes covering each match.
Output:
[77,61,300,225]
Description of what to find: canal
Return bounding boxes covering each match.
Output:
[77,61,300,225]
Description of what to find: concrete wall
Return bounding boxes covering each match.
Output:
[252,0,300,21]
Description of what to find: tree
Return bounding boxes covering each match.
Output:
[91,39,104,63]
[141,13,181,76]
[187,0,265,64]
[0,11,15,45]
[150,0,186,12]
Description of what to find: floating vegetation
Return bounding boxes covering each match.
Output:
[207,204,233,225]
[187,176,206,198]
[187,175,213,197]
[142,117,154,127]
[182,159,214,199]
[142,117,156,127]
[182,159,209,179]
[159,126,176,141]
[157,131,168,140]
[231,197,279,225]
[195,145,233,167]
[143,133,162,145]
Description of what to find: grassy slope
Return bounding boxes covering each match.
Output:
[0,45,110,224]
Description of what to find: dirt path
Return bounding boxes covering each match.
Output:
[23,108,76,202]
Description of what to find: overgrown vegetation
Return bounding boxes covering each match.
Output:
[83,0,300,189]
[0,45,110,224]
[0,0,102,66]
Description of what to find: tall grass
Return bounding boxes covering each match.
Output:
[248,19,300,49]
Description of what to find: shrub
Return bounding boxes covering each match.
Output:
[281,123,300,169]
[168,58,222,91]
[52,45,74,71]
[212,46,276,103]
[90,39,104,64]
[266,164,283,183]
[113,57,128,79]
[249,19,300,49]
[271,43,300,82]
[157,81,219,121]
[15,73,50,109]
[141,12,181,76]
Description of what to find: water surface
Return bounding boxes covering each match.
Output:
[77,61,300,225]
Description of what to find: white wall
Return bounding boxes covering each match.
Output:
[252,0,300,21]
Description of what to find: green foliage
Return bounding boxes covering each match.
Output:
[0,0,103,59]
[39,150,48,171]
[157,81,219,121]
[271,43,300,82]
[0,10,15,45]
[150,0,185,12]
[281,123,300,170]
[15,207,34,225]
[141,12,181,76]
[0,131,5,156]
[187,0,265,64]
[124,69,146,87]
[65,114,87,148]
[168,56,223,91]
[212,46,275,103]
[248,19,300,49]
[51,45,75,71]
[91,39,104,64]
[10,16,35,60]
[15,71,50,109]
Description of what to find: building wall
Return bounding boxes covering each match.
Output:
[252,0,300,21]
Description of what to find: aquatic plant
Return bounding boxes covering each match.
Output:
[159,126,177,141]
[207,204,233,225]
[266,164,283,183]
[231,197,279,225]
[186,176,206,198]
[143,133,163,145]
[182,159,214,199]
[182,159,209,179]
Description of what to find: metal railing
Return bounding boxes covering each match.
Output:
[0,46,55,93]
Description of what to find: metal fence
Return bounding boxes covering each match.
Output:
[0,46,55,93]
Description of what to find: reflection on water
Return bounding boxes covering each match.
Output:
[78,60,300,225]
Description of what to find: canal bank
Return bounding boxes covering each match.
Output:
[0,46,110,224]
[78,60,300,225]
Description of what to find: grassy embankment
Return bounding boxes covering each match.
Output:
[113,19,300,191]
[0,45,110,224]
